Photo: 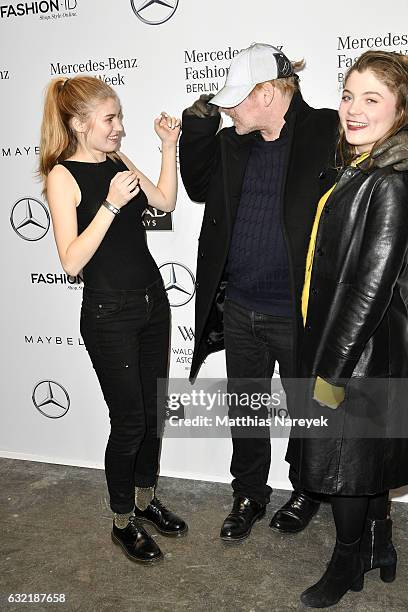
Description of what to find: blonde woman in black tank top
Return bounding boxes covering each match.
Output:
[39,76,187,563]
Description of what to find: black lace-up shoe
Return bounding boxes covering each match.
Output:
[111,517,163,562]
[134,497,188,537]
[220,496,266,542]
[269,490,320,533]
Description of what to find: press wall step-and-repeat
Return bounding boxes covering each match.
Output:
[1,0,408,501]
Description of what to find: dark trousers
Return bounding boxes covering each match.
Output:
[80,279,170,514]
[224,298,295,505]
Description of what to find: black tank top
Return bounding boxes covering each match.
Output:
[60,157,160,290]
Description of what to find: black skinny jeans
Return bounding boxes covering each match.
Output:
[224,298,295,505]
[80,278,170,514]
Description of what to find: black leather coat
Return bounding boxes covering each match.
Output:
[290,163,408,495]
[179,92,338,380]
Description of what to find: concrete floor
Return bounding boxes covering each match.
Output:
[1,458,407,612]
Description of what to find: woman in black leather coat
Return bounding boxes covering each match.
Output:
[292,51,408,608]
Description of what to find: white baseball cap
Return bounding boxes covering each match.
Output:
[210,43,294,108]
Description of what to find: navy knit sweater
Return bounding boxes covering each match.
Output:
[226,130,292,316]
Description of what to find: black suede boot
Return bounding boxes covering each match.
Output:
[300,538,364,608]
[360,518,397,582]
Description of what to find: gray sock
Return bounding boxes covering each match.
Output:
[135,486,154,511]
[113,511,134,529]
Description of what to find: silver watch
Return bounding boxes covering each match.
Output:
[102,200,120,216]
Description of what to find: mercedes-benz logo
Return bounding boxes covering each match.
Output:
[10,197,50,241]
[32,381,70,419]
[159,262,195,307]
[131,0,179,25]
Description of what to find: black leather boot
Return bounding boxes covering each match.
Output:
[300,538,364,608]
[134,497,188,537]
[360,517,397,582]
[111,517,163,562]
[269,490,320,533]
[220,496,266,542]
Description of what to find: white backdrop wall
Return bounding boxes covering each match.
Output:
[1,0,408,502]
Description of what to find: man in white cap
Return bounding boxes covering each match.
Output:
[179,43,408,542]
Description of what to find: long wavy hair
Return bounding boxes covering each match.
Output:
[39,76,119,195]
[337,50,408,167]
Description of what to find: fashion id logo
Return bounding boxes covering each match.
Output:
[30,272,83,292]
[0,1,78,20]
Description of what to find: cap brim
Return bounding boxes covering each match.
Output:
[209,84,254,108]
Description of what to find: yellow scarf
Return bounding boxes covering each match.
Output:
[303,152,369,408]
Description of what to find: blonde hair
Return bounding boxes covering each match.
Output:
[39,76,119,193]
[253,59,305,97]
[337,50,408,167]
